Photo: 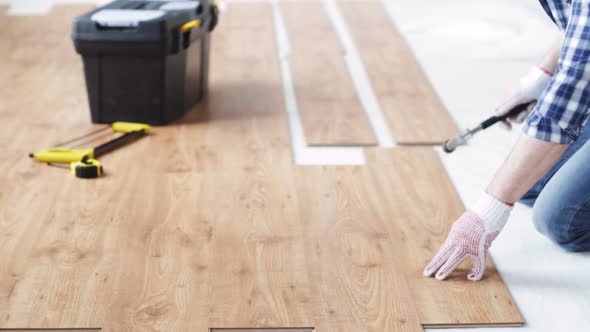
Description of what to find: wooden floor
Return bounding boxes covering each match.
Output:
[0,2,522,331]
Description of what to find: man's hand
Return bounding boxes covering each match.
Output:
[423,193,512,281]
[496,66,552,129]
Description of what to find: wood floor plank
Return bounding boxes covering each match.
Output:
[365,148,524,326]
[295,166,423,332]
[203,151,313,329]
[339,0,458,144]
[280,1,343,56]
[281,1,376,146]
[208,2,283,115]
[99,172,213,332]
[288,54,377,146]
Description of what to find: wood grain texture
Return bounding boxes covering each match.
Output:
[339,0,459,144]
[208,2,283,115]
[288,54,377,146]
[365,148,524,326]
[281,1,376,146]
[0,2,523,331]
[280,1,343,56]
[295,166,423,332]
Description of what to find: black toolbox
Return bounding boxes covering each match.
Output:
[72,0,218,125]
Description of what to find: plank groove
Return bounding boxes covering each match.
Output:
[281,1,377,146]
[339,0,459,144]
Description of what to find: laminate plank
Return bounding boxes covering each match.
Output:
[339,1,459,144]
[203,151,313,329]
[295,166,423,332]
[208,3,283,115]
[280,1,343,56]
[281,1,377,146]
[97,172,212,332]
[365,148,524,326]
[288,55,377,146]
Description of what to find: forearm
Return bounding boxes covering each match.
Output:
[486,134,568,204]
[539,37,563,74]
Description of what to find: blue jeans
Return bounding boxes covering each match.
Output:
[520,125,590,252]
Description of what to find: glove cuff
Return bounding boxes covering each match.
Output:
[520,66,552,99]
[469,192,513,232]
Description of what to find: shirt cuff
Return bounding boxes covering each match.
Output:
[523,109,579,144]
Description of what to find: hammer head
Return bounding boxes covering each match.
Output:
[442,129,471,153]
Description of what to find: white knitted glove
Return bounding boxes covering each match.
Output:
[423,193,512,281]
[496,66,552,129]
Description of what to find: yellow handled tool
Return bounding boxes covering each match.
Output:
[29,122,150,179]
[29,147,94,164]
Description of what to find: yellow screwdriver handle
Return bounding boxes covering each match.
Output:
[112,122,151,134]
[29,148,94,164]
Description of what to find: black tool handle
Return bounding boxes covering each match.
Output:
[480,102,535,129]
[93,130,147,158]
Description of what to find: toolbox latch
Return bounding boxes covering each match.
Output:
[179,19,202,49]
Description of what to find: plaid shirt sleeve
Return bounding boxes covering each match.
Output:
[524,0,590,144]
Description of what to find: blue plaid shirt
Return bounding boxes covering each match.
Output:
[524,0,590,143]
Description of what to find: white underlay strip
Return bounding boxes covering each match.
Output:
[3,0,110,15]
[271,0,365,165]
[6,0,52,15]
[321,0,396,148]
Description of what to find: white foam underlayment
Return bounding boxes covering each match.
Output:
[2,0,590,331]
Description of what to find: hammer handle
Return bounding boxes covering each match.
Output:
[480,102,535,129]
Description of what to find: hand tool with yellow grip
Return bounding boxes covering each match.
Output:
[29,122,150,179]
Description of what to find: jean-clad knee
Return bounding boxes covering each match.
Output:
[532,197,587,252]
[525,124,590,252]
[531,162,590,252]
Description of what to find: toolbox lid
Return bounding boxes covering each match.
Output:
[91,9,165,28]
[72,0,216,56]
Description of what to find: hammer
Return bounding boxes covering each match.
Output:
[442,102,536,153]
